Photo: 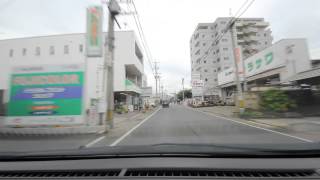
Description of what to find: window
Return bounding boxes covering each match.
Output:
[215,32,218,37]
[202,43,206,46]
[217,67,221,72]
[223,47,228,51]
[22,48,26,56]
[205,51,208,55]
[214,69,216,72]
[35,47,40,56]
[220,21,226,24]
[64,45,69,54]
[211,35,214,38]
[224,66,229,69]
[9,49,13,57]
[265,41,268,45]
[204,69,207,72]
[49,46,55,55]
[222,38,228,42]
[203,60,206,64]
[214,78,217,82]
[224,57,229,60]
[216,49,219,53]
[79,44,83,52]
[205,78,208,82]
[202,34,205,38]
[217,58,220,62]
[264,33,267,37]
[194,33,199,39]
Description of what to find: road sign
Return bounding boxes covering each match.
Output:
[6,64,85,126]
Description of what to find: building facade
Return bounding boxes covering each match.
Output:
[190,17,273,97]
[0,31,146,113]
[218,39,312,103]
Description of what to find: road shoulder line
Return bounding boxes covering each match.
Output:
[109,108,161,146]
[188,107,313,143]
[84,136,106,148]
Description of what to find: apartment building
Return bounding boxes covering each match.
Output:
[190,17,273,97]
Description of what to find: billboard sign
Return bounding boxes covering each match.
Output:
[6,64,85,126]
[86,6,103,57]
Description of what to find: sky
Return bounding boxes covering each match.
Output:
[0,0,319,93]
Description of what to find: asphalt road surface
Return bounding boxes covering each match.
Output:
[0,105,310,152]
[112,105,308,146]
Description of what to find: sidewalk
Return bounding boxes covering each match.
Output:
[195,106,238,118]
[194,106,320,132]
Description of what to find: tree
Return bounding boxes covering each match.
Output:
[177,89,192,100]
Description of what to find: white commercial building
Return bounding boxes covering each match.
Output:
[190,17,273,98]
[0,31,147,115]
[218,39,312,101]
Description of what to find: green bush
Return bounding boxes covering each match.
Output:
[260,89,296,112]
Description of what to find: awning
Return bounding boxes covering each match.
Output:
[286,67,320,82]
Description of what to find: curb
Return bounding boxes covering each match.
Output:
[0,125,106,136]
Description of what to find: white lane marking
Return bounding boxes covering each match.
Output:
[189,107,313,143]
[110,108,161,146]
[85,136,106,148]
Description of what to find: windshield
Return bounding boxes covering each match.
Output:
[0,0,320,156]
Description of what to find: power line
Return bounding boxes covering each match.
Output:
[196,0,255,65]
[126,0,156,77]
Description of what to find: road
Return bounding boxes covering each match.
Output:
[0,105,311,152]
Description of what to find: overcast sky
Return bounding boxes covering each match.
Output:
[0,0,319,93]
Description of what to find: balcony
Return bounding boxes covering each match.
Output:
[243,27,258,34]
[255,21,269,27]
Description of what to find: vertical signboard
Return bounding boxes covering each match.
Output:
[86,6,103,57]
[6,64,85,126]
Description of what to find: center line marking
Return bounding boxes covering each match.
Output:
[188,107,313,143]
[110,108,161,146]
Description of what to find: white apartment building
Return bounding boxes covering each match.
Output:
[0,31,147,113]
[190,17,273,97]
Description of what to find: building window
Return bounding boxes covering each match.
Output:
[220,21,226,24]
[223,47,228,51]
[224,57,229,60]
[215,32,218,37]
[217,67,221,72]
[202,34,205,38]
[22,48,27,56]
[79,44,83,52]
[204,60,206,64]
[64,45,69,54]
[217,58,220,62]
[9,49,13,57]
[49,46,55,55]
[264,33,267,37]
[214,69,216,72]
[205,51,208,55]
[204,69,207,72]
[203,43,206,46]
[216,49,219,53]
[222,38,228,42]
[214,78,217,82]
[205,78,208,82]
[265,41,268,45]
[211,35,214,38]
[35,47,40,56]
[224,66,229,70]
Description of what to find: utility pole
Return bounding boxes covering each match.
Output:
[182,78,185,101]
[154,62,159,98]
[229,20,245,115]
[161,85,164,101]
[105,0,120,129]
